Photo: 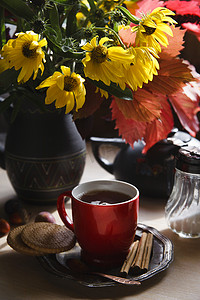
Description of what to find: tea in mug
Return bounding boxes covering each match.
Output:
[78,190,131,205]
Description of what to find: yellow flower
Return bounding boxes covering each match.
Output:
[124,46,160,91]
[135,7,177,52]
[81,36,134,88]
[0,31,47,83]
[36,66,86,114]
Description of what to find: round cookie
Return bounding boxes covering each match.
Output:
[21,222,76,254]
[7,225,44,256]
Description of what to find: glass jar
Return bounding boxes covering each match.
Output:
[165,146,200,238]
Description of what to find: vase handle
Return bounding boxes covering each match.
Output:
[57,192,74,232]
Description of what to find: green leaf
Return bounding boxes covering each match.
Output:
[44,26,60,46]
[66,4,79,37]
[0,0,35,21]
[48,4,62,41]
[116,6,141,24]
[0,7,6,48]
[52,0,72,5]
[88,78,133,100]
[0,69,19,92]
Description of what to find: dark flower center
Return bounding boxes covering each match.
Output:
[143,25,156,35]
[94,9,104,20]
[64,76,78,91]
[112,11,125,23]
[91,45,108,63]
[22,42,37,58]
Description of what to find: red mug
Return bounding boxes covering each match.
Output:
[57,180,139,268]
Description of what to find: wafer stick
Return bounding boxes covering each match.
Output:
[142,233,153,271]
[120,240,139,274]
[120,231,154,275]
[131,232,148,270]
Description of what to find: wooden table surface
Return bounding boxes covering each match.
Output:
[0,143,200,300]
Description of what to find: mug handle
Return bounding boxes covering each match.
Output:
[57,192,74,232]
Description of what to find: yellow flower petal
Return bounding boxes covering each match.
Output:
[90,36,98,48]
[36,72,61,89]
[108,46,134,64]
[45,85,58,104]
[56,74,65,90]
[82,36,97,51]
[158,23,173,36]
[154,30,169,46]
[95,87,109,99]
[55,90,69,108]
[61,66,71,76]
[39,38,47,48]
[65,92,75,114]
[99,37,110,46]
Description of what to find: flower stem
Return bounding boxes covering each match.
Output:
[116,6,141,24]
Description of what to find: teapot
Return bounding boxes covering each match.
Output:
[90,129,200,198]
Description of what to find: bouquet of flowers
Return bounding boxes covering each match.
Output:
[0,0,199,152]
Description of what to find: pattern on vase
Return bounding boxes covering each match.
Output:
[5,150,86,192]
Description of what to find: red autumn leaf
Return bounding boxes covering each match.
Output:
[146,59,200,137]
[73,79,104,120]
[110,94,175,152]
[119,27,136,47]
[110,99,146,145]
[165,0,200,16]
[114,88,161,122]
[146,58,194,95]
[143,96,174,152]
[165,61,200,137]
[134,0,165,17]
[160,26,186,59]
[169,89,200,137]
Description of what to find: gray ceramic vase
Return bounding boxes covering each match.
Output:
[0,104,86,204]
